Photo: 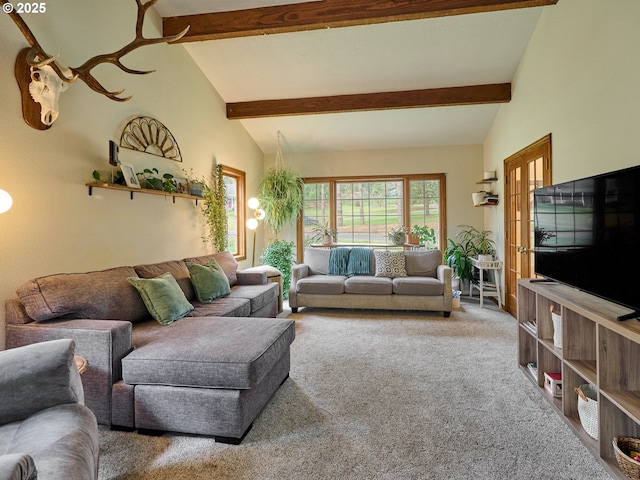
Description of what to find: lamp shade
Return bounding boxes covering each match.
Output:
[246,218,258,230]
[247,197,260,210]
[0,189,13,214]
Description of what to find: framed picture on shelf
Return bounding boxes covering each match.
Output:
[174,177,188,194]
[120,163,141,189]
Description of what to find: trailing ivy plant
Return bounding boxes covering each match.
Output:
[261,239,296,300]
[201,164,228,252]
[257,167,303,235]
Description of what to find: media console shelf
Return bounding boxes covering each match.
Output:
[517,279,640,479]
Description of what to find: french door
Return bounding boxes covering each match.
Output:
[504,135,552,317]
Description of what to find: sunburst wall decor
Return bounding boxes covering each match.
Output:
[119,116,182,162]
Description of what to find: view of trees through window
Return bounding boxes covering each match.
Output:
[301,175,444,249]
[222,166,245,259]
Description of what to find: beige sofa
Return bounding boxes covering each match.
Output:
[289,248,452,316]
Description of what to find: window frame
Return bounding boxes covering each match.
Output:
[297,173,447,261]
[221,165,246,260]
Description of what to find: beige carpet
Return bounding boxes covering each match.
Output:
[98,299,612,479]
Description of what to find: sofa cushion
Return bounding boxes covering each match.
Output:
[0,339,83,424]
[183,252,238,286]
[186,260,231,303]
[344,276,392,295]
[296,275,346,295]
[16,267,148,323]
[373,250,407,278]
[123,317,295,389]
[405,250,442,277]
[128,273,194,326]
[134,260,195,301]
[304,248,330,275]
[229,283,278,313]
[187,297,251,317]
[392,277,445,296]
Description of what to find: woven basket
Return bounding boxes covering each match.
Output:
[613,437,640,479]
[574,384,598,440]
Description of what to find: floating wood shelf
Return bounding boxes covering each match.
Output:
[86,183,202,204]
[476,178,498,184]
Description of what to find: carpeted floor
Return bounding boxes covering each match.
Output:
[98,299,613,479]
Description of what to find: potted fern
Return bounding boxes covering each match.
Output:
[257,167,304,235]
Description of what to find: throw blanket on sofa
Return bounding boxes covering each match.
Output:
[328,247,372,277]
[328,248,350,276]
[347,247,372,277]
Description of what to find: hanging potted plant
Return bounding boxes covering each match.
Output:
[258,167,303,234]
[257,134,303,235]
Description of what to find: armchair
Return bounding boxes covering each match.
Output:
[0,339,99,480]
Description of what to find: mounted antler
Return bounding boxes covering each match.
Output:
[4,0,189,128]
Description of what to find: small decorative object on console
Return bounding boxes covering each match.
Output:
[544,372,562,397]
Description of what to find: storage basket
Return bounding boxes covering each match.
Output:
[613,437,640,479]
[575,384,598,439]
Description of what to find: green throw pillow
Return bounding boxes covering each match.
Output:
[186,259,231,303]
[128,272,193,325]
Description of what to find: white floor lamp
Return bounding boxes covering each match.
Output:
[246,197,265,267]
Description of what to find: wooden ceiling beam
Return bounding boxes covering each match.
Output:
[226,83,511,119]
[164,0,558,42]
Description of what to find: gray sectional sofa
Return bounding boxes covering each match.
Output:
[0,339,99,480]
[5,251,294,444]
[289,248,452,316]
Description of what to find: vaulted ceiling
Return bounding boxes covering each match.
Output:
[154,1,557,155]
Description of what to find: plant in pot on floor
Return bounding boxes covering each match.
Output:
[261,239,296,300]
[444,234,476,294]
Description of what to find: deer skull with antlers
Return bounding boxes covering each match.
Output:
[4,0,189,130]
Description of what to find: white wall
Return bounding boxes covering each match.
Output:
[484,0,640,263]
[0,3,263,348]
[263,144,486,247]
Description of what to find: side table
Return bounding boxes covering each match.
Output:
[469,258,503,308]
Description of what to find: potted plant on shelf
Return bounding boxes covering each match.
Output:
[310,221,337,245]
[387,226,407,245]
[409,225,437,248]
[459,224,496,261]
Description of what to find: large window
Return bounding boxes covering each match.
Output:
[222,166,246,259]
[299,174,446,257]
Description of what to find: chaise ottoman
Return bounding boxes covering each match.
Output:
[119,316,295,443]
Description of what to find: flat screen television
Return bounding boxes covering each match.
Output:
[533,165,640,320]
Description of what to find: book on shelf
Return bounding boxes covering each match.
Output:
[527,362,538,378]
[523,321,537,334]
